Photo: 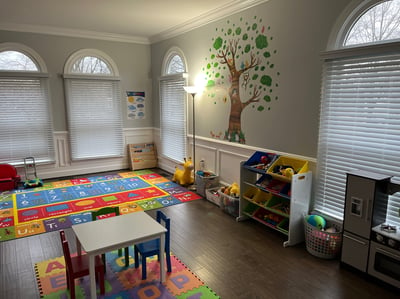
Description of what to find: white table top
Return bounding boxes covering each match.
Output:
[72,211,167,255]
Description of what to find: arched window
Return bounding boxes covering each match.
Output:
[63,49,123,160]
[0,42,54,165]
[344,0,400,46]
[165,54,185,74]
[315,0,400,226]
[159,48,188,163]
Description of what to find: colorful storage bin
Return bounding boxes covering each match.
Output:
[267,156,308,181]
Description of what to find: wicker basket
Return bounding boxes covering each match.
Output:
[304,217,342,259]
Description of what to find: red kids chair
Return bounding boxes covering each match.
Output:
[0,164,21,191]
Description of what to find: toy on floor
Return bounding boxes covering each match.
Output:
[172,157,194,186]
[221,182,240,197]
[0,164,21,191]
[23,157,43,188]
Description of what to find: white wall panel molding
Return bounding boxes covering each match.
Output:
[154,127,316,185]
[54,131,69,167]
[45,127,316,183]
[37,128,155,179]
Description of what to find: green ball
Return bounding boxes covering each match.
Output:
[307,215,326,230]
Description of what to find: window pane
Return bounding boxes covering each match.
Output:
[345,0,400,46]
[71,56,111,74]
[0,77,54,164]
[160,76,187,161]
[161,51,187,162]
[64,50,122,160]
[316,52,400,227]
[167,55,185,74]
[0,51,38,71]
[65,78,123,160]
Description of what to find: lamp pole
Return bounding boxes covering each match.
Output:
[184,86,198,191]
[190,92,196,185]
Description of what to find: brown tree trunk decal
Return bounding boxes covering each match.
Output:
[204,16,279,144]
[218,40,261,143]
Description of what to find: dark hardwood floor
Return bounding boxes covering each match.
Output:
[1,169,399,298]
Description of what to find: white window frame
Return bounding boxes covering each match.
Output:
[63,49,123,160]
[0,42,54,165]
[159,47,188,163]
[315,0,400,226]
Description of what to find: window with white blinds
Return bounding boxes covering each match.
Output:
[160,74,187,162]
[159,48,187,163]
[0,76,54,164]
[0,44,54,165]
[64,78,123,160]
[63,50,123,160]
[315,50,400,226]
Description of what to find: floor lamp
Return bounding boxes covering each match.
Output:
[184,86,198,191]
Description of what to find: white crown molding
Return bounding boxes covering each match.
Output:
[0,0,269,45]
[149,0,270,44]
[0,23,150,45]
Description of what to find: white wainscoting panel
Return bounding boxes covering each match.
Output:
[36,128,155,179]
[41,128,316,185]
[153,128,316,187]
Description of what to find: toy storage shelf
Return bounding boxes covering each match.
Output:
[238,152,312,247]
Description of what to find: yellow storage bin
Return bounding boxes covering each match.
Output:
[243,186,259,201]
[267,156,308,181]
[243,187,272,206]
[253,190,272,205]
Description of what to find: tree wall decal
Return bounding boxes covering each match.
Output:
[203,16,279,144]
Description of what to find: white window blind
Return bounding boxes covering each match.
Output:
[160,75,187,162]
[315,51,400,226]
[64,78,123,160]
[0,76,54,164]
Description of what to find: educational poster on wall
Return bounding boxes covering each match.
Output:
[126,91,145,119]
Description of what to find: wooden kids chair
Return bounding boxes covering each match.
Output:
[59,230,105,299]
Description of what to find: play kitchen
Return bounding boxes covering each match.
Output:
[341,170,400,289]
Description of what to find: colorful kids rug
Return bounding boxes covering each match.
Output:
[0,169,201,242]
[35,247,220,298]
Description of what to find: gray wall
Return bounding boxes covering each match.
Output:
[151,0,350,158]
[0,30,152,131]
[0,0,353,172]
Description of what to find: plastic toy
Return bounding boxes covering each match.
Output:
[281,167,294,178]
[23,157,43,188]
[172,157,194,186]
[306,214,326,230]
[229,182,240,197]
[0,164,21,191]
[221,182,240,197]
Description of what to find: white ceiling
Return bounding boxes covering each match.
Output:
[0,0,268,44]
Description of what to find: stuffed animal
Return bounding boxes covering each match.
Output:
[221,182,240,197]
[172,157,194,186]
[229,182,240,197]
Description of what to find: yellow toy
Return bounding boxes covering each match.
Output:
[172,157,194,186]
[229,182,240,197]
[221,182,240,197]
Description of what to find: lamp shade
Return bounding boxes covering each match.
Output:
[183,86,198,94]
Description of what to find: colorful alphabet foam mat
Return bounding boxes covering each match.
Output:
[35,248,220,298]
[0,170,201,242]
